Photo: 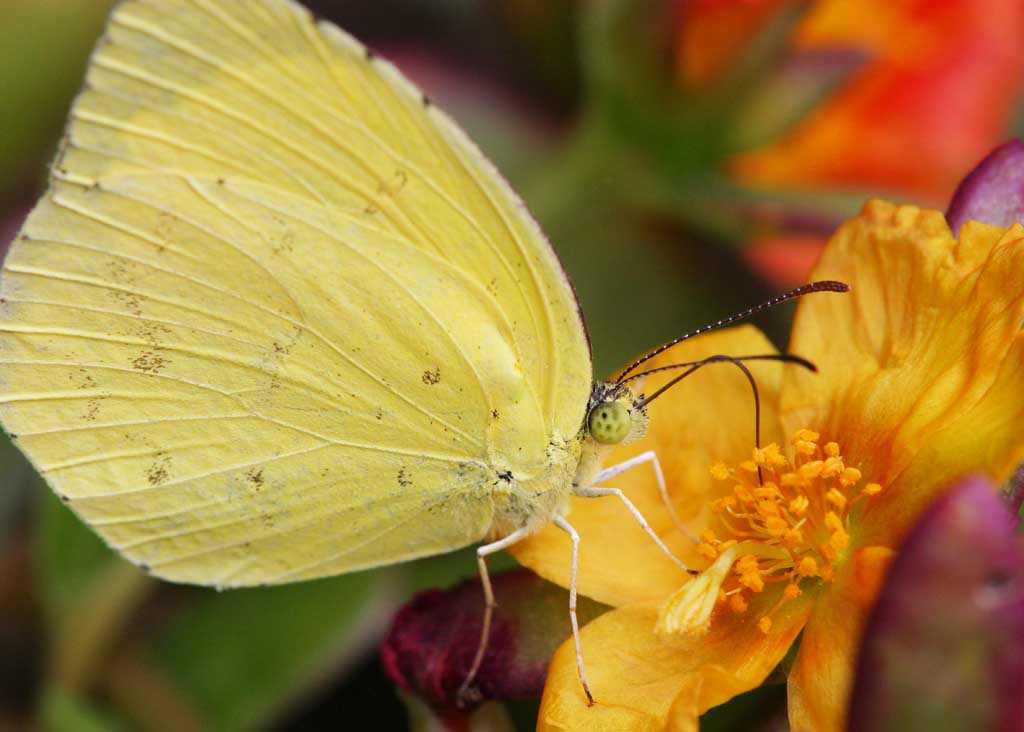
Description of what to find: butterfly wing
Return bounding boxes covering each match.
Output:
[0,0,592,586]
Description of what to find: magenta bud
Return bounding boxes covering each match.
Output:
[849,476,1024,732]
[946,139,1024,234]
[381,569,604,712]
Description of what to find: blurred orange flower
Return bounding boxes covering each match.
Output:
[678,0,1024,284]
[511,200,1024,731]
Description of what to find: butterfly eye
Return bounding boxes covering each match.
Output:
[588,399,632,445]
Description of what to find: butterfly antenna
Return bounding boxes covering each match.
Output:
[615,280,848,383]
[636,354,775,483]
[620,352,816,386]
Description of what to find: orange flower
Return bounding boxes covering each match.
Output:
[735,0,1024,202]
[677,0,1024,286]
[511,200,1024,731]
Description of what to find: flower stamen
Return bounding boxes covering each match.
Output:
[659,429,883,638]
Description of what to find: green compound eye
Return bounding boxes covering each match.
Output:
[588,399,632,445]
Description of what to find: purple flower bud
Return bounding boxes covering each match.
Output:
[381,569,605,713]
[849,476,1024,732]
[946,139,1024,234]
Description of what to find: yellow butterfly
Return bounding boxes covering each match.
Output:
[0,0,843,703]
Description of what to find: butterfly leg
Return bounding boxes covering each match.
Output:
[574,484,697,575]
[589,450,697,541]
[552,514,595,706]
[457,525,532,706]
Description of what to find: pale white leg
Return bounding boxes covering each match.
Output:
[552,514,594,706]
[590,450,697,542]
[575,485,697,574]
[457,526,532,705]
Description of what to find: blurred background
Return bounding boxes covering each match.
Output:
[0,1,1022,730]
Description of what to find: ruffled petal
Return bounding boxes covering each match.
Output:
[787,545,894,732]
[539,597,812,732]
[781,201,1024,526]
[511,325,785,607]
[859,327,1024,547]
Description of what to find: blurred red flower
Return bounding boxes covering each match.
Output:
[678,0,1024,284]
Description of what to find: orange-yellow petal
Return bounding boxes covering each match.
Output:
[512,325,785,606]
[538,597,813,732]
[780,202,1024,514]
[787,545,894,732]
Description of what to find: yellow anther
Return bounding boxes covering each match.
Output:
[820,542,837,562]
[788,495,810,516]
[783,583,802,600]
[729,593,749,613]
[780,472,806,488]
[740,460,759,473]
[753,443,785,468]
[735,485,755,503]
[822,456,845,478]
[793,429,820,444]
[736,555,760,572]
[798,556,819,577]
[826,488,848,509]
[824,511,844,532]
[701,529,718,543]
[757,500,781,518]
[799,460,824,479]
[735,555,765,592]
[764,516,789,536]
[795,440,817,456]
[758,616,773,634]
[840,467,863,487]
[739,572,765,593]
[754,482,780,499]
[710,463,730,480]
[862,482,883,496]
[783,527,804,548]
[698,542,719,560]
[830,528,850,554]
[824,441,841,457]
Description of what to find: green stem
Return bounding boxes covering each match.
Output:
[50,561,153,692]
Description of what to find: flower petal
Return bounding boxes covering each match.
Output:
[787,545,894,732]
[735,0,1024,201]
[511,325,785,607]
[539,597,812,732]
[946,139,1024,234]
[780,200,1024,540]
[849,476,1024,732]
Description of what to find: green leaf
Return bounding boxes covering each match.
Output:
[40,687,130,732]
[0,1,116,196]
[33,489,123,628]
[149,569,389,732]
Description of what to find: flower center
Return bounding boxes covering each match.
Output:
[657,429,883,637]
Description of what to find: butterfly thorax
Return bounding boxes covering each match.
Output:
[487,433,581,539]
[486,381,648,539]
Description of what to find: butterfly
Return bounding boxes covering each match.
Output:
[0,0,844,704]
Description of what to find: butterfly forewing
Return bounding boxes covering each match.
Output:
[0,0,591,585]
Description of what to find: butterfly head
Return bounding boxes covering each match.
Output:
[585,382,648,445]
